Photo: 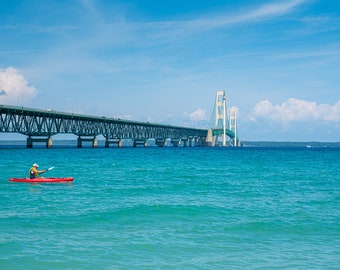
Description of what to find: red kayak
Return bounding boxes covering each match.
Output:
[9,177,74,183]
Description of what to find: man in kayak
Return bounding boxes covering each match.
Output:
[29,164,47,179]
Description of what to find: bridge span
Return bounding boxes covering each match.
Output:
[0,105,209,148]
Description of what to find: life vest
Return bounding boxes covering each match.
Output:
[29,167,38,179]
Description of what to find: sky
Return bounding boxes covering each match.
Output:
[0,0,339,142]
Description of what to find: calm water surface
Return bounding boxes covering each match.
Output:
[1,146,339,269]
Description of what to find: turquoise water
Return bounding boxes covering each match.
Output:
[1,146,339,269]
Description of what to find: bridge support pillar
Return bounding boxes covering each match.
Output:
[155,138,166,147]
[182,138,188,147]
[26,136,53,148]
[27,136,33,148]
[105,138,123,148]
[133,139,147,147]
[93,137,98,148]
[195,137,206,147]
[188,137,193,147]
[206,129,214,147]
[77,136,97,148]
[77,137,82,148]
[171,139,180,147]
[47,137,53,148]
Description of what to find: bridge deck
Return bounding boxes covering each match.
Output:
[0,105,208,147]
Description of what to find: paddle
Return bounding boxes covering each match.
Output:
[40,166,54,175]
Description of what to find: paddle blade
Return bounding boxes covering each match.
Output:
[48,166,54,171]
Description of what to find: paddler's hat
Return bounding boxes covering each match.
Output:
[33,163,39,168]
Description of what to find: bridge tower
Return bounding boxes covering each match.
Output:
[229,107,237,146]
[206,91,228,147]
[206,91,241,147]
[215,90,227,146]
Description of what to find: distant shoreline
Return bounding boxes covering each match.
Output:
[241,141,340,148]
[0,139,339,148]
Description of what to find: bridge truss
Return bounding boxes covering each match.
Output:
[0,105,207,148]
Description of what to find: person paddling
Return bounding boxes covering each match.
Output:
[29,163,47,179]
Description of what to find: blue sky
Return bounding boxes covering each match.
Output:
[0,0,339,141]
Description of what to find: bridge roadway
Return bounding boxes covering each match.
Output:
[0,105,210,148]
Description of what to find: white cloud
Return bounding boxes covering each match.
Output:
[193,0,306,30]
[247,0,306,19]
[251,98,340,123]
[93,0,307,45]
[188,108,207,121]
[0,67,37,105]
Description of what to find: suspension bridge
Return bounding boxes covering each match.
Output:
[206,91,241,147]
[0,91,240,148]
